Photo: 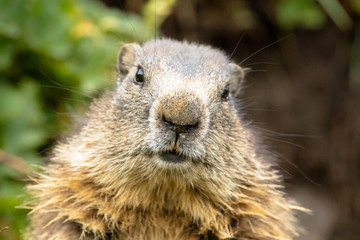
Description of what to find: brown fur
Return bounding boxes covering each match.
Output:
[27,39,305,240]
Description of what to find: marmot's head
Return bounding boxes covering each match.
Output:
[111,39,249,176]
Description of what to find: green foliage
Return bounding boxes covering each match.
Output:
[352,0,360,14]
[276,0,354,31]
[0,0,171,239]
[317,0,353,31]
[276,0,326,30]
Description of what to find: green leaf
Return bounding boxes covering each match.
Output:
[277,0,326,30]
[0,40,15,71]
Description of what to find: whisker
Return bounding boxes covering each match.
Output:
[268,150,320,186]
[240,35,291,65]
[230,31,247,60]
[118,0,141,43]
[251,125,322,138]
[266,137,305,150]
[243,61,279,68]
[38,69,94,98]
[246,69,268,74]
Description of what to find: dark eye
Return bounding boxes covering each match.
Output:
[134,66,144,85]
[221,83,230,100]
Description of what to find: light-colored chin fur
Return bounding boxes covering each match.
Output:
[28,93,304,240]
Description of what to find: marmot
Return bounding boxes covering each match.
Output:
[27,39,304,240]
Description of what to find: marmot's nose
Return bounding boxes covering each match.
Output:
[160,94,202,134]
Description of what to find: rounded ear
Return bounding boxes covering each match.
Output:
[229,63,249,96]
[117,43,142,77]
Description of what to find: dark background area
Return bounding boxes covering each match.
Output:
[0,0,359,239]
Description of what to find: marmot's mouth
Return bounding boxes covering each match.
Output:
[159,149,185,163]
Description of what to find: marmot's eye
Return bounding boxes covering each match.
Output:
[134,66,144,85]
[221,83,230,100]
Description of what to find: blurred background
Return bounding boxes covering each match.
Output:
[0,0,359,239]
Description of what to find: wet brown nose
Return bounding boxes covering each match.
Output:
[160,94,202,134]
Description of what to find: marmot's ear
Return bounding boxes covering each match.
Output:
[117,43,141,76]
[229,63,249,96]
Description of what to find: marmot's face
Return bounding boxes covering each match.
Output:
[115,39,245,174]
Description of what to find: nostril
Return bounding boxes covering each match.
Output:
[162,115,199,134]
[162,115,174,129]
[186,122,199,131]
